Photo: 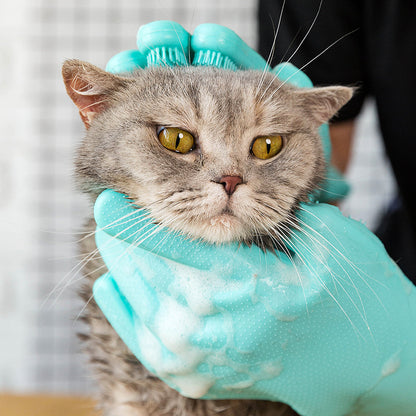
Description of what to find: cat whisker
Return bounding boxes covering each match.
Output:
[75,207,144,244]
[75,277,106,324]
[252,223,268,256]
[60,264,108,293]
[74,260,111,283]
[43,243,105,309]
[284,212,366,292]
[40,228,97,236]
[42,198,173,304]
[277,222,367,339]
[74,216,170,322]
[249,208,318,315]
[74,213,179,320]
[251,198,375,337]
[293,211,387,324]
[274,0,323,79]
[44,209,154,308]
[258,0,323,102]
[295,207,385,289]
[286,221,368,327]
[253,214,303,277]
[74,194,173,245]
[265,27,359,104]
[46,251,104,261]
[285,215,383,339]
[255,0,287,96]
[276,27,303,68]
[271,227,311,314]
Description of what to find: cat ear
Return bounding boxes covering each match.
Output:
[294,86,354,125]
[62,59,130,128]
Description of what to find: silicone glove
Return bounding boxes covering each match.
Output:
[93,189,416,416]
[105,21,349,202]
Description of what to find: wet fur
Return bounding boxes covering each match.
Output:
[64,61,351,415]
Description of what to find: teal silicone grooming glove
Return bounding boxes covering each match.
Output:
[93,190,416,416]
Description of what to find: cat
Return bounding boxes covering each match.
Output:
[63,59,352,416]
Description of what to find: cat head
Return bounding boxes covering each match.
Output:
[63,59,352,246]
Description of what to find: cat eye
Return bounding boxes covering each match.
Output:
[251,135,283,160]
[158,127,195,154]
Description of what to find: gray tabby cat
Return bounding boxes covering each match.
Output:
[63,59,352,416]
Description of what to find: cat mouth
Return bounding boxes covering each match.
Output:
[221,206,234,215]
[209,206,240,228]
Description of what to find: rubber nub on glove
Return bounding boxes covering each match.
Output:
[137,20,191,67]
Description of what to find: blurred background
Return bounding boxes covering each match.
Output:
[0,0,395,395]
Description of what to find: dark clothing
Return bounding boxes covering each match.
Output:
[258,0,416,281]
[258,0,366,121]
[376,198,416,279]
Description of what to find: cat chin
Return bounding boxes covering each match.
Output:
[189,214,248,244]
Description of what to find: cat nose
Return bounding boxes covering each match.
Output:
[219,175,243,195]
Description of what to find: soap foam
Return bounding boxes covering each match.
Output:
[136,320,163,373]
[167,373,215,399]
[381,353,400,378]
[258,361,283,379]
[168,262,217,316]
[168,260,247,316]
[134,251,291,399]
[277,260,309,286]
[155,294,202,355]
[223,379,254,390]
[136,293,215,398]
[222,360,283,391]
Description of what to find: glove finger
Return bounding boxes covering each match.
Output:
[272,62,313,88]
[93,273,138,354]
[137,21,191,67]
[317,164,350,203]
[93,272,170,376]
[191,23,268,70]
[106,49,147,73]
[95,228,167,323]
[94,271,217,399]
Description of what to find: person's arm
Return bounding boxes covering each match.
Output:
[330,120,355,174]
